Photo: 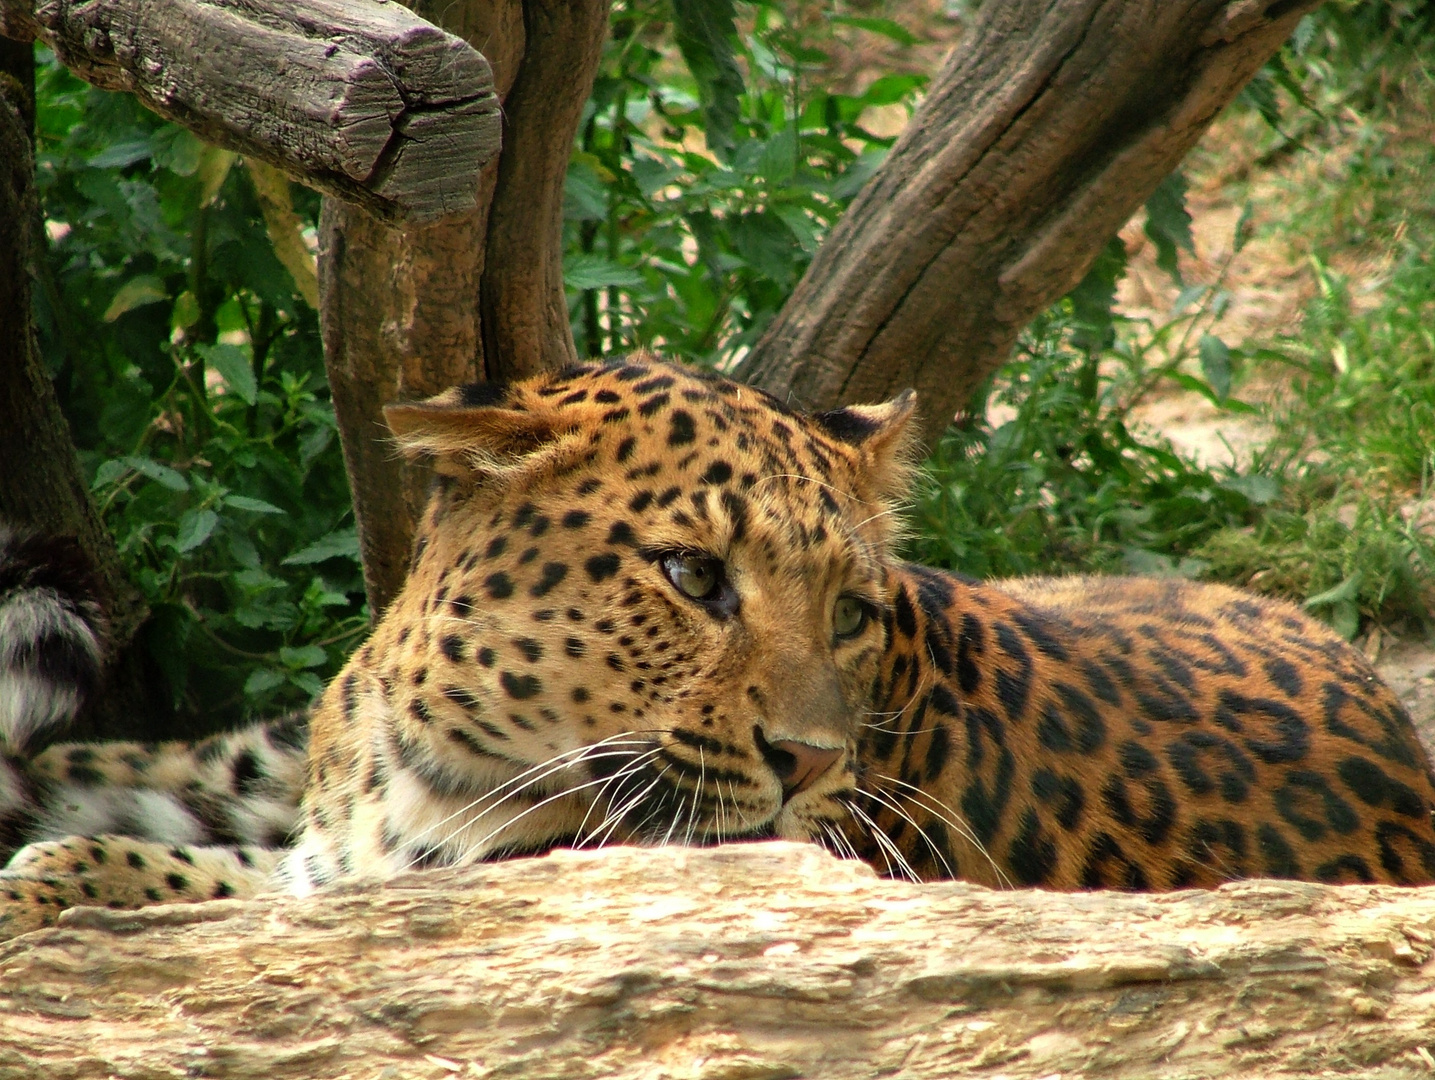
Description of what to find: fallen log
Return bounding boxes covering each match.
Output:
[2,842,1434,1079]
[0,0,500,222]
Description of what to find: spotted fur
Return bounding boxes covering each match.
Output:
[0,526,107,856]
[4,359,1434,936]
[0,528,306,924]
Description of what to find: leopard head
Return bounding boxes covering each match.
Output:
[375,358,918,857]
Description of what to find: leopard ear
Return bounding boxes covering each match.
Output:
[813,389,920,500]
[384,383,582,479]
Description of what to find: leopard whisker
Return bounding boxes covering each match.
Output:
[396,736,654,854]
[683,748,706,847]
[583,765,672,850]
[845,801,896,879]
[659,792,688,848]
[848,802,920,883]
[870,771,1012,889]
[753,472,860,505]
[857,784,956,880]
[822,820,863,863]
[851,503,906,533]
[571,746,665,845]
[454,763,659,866]
[415,763,650,872]
[572,749,671,849]
[606,770,678,849]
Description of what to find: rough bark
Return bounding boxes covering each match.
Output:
[321,0,606,618]
[2,843,1435,1079]
[0,0,501,224]
[479,0,611,382]
[0,55,165,742]
[737,0,1324,446]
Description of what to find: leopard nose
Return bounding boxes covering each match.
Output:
[758,735,843,800]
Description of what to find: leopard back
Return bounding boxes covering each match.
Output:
[857,568,1435,887]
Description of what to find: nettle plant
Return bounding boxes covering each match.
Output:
[562,0,928,365]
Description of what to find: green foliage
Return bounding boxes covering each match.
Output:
[33,52,365,722]
[564,0,924,366]
[904,306,1271,583]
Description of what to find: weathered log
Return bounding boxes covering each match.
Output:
[3,843,1434,1079]
[0,0,501,223]
[738,0,1324,446]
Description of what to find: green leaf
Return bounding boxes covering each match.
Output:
[171,289,200,331]
[1233,201,1256,255]
[830,15,919,46]
[103,275,168,321]
[773,205,820,254]
[1198,333,1232,400]
[174,508,219,553]
[1144,170,1194,286]
[1218,474,1281,505]
[563,158,608,222]
[279,644,328,669]
[1067,236,1128,353]
[243,669,286,697]
[224,494,285,515]
[1330,600,1360,641]
[728,211,799,285]
[564,253,644,291]
[672,0,744,161]
[123,455,189,491]
[1171,284,1209,316]
[197,342,258,405]
[756,127,798,184]
[88,138,154,169]
[1304,573,1362,608]
[1239,71,1283,131]
[91,459,130,490]
[1121,547,1176,575]
[288,671,326,698]
[150,126,204,176]
[282,528,360,566]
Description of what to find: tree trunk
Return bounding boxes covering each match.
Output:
[0,49,165,742]
[3,843,1434,1079]
[321,0,608,619]
[736,0,1323,447]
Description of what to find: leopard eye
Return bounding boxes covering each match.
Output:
[833,595,868,639]
[662,553,723,601]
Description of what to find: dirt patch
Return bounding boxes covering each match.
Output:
[1372,632,1435,755]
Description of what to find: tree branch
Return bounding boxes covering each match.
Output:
[737,0,1322,446]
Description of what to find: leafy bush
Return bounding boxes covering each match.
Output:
[563,0,924,365]
[33,55,365,722]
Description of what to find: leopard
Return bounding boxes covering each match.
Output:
[3,357,1434,938]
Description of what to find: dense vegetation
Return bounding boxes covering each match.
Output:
[27,0,1435,725]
